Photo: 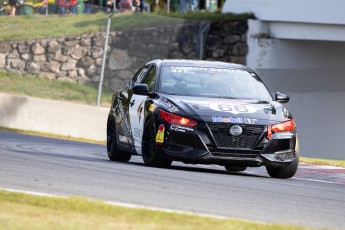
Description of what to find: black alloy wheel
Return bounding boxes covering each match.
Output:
[266,152,299,179]
[142,120,172,167]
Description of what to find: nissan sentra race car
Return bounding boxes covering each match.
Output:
[107,59,299,178]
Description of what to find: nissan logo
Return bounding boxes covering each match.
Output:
[229,125,243,136]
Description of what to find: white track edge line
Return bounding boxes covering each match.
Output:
[1,188,66,197]
[294,177,342,184]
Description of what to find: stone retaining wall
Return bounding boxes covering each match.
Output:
[0,20,248,91]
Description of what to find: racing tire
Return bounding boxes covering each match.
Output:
[142,120,172,168]
[266,152,299,179]
[224,165,247,172]
[107,117,131,162]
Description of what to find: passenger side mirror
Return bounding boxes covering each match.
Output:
[275,92,289,104]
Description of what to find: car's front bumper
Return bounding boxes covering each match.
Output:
[158,125,297,167]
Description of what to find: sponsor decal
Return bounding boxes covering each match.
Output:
[137,101,144,122]
[169,124,194,133]
[155,124,165,143]
[149,104,156,112]
[282,107,289,118]
[212,116,257,124]
[163,99,179,112]
[212,116,243,123]
[170,66,241,73]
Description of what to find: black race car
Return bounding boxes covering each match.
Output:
[107,59,299,179]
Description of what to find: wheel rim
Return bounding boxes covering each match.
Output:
[142,125,155,161]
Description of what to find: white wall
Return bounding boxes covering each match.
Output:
[222,1,345,159]
[222,0,345,25]
[0,93,108,142]
[247,20,345,159]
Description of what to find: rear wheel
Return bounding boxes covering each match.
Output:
[142,120,172,168]
[107,117,131,162]
[224,165,247,172]
[266,152,299,179]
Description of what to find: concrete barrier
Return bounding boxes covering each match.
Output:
[0,93,109,142]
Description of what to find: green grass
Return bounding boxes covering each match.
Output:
[0,190,305,230]
[0,70,113,106]
[0,13,181,41]
[0,12,253,41]
[300,157,345,168]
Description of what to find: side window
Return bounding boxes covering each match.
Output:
[142,66,157,92]
[129,66,150,89]
[136,66,150,84]
[128,67,142,89]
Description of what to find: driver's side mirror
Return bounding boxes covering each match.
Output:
[133,84,149,95]
[132,84,157,98]
[275,92,289,104]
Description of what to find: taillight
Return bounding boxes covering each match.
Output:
[159,109,197,127]
[267,120,295,139]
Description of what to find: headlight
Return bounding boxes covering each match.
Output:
[159,109,197,128]
[267,120,295,139]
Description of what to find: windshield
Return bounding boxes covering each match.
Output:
[159,66,272,101]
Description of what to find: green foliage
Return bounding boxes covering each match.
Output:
[0,70,113,106]
[0,12,253,41]
[0,190,305,230]
[300,157,345,168]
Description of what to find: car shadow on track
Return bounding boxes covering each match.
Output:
[124,159,268,179]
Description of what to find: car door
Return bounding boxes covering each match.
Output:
[129,64,158,155]
[117,66,149,149]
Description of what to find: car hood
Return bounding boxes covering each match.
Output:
[160,95,292,125]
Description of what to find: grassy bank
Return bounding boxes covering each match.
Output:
[0,12,252,41]
[0,190,303,230]
[0,70,112,106]
[300,157,345,168]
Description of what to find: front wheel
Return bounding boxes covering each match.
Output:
[266,152,299,179]
[107,117,131,162]
[142,120,172,168]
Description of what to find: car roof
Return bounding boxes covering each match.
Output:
[147,59,248,70]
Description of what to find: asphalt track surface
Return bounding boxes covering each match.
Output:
[0,131,344,229]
